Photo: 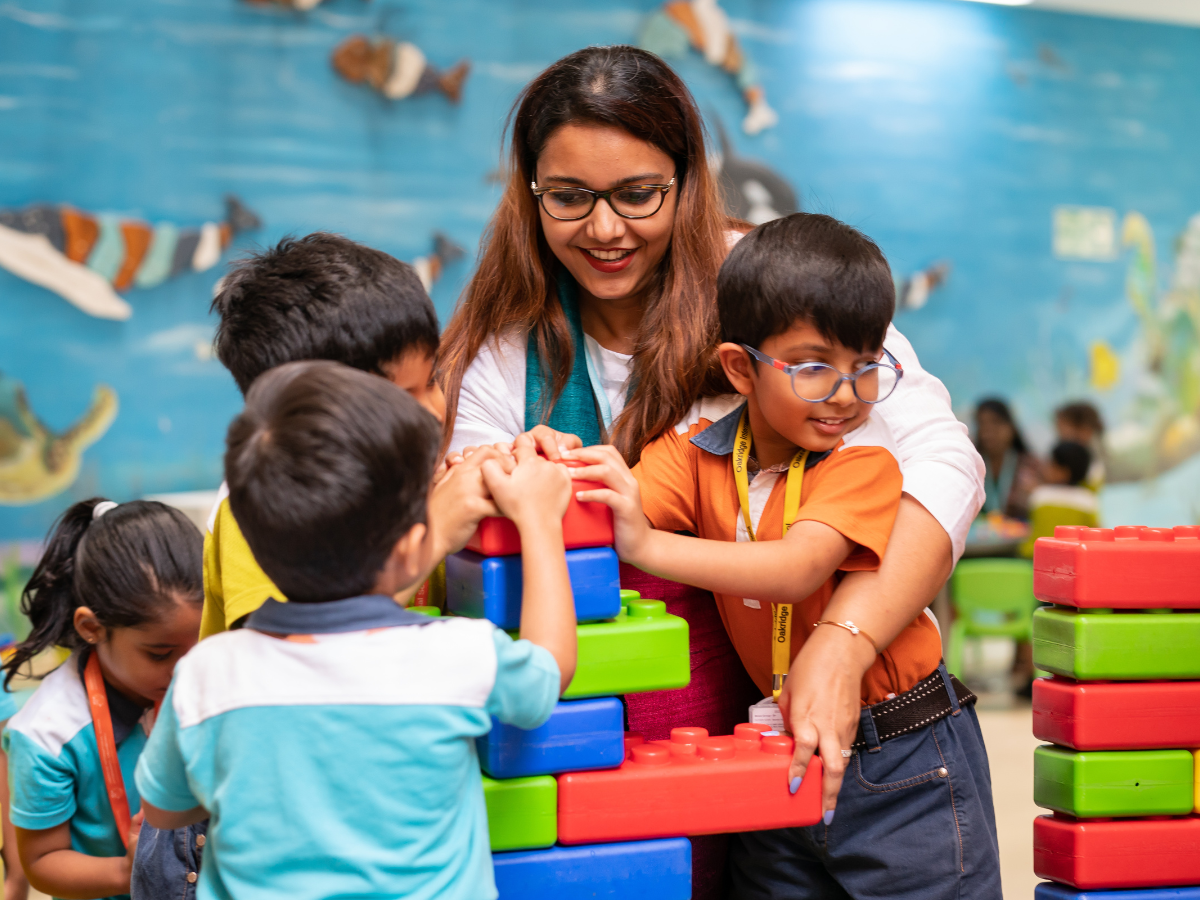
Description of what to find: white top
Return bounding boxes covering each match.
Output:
[451,323,985,561]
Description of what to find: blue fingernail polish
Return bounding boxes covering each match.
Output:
[789,776,802,794]
[823,809,835,825]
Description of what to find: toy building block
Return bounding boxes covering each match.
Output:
[407,605,441,617]
[1036,882,1200,899]
[482,775,556,852]
[1195,750,1199,814]
[1033,745,1195,818]
[556,724,822,844]
[446,547,621,629]
[563,594,690,699]
[1034,813,1200,889]
[493,838,692,900]
[478,697,625,779]
[1033,677,1200,750]
[467,459,613,556]
[1032,607,1200,680]
[1033,526,1200,608]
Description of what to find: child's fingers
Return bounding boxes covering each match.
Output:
[562,444,622,464]
[573,487,625,508]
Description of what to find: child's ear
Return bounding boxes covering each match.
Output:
[73,606,105,646]
[372,522,430,597]
[717,342,755,397]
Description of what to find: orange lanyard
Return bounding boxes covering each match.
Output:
[84,652,132,848]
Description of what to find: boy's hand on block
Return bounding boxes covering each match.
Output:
[481,435,572,534]
[566,445,654,568]
[429,446,506,558]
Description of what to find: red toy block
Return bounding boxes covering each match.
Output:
[1033,526,1200,608]
[466,459,614,556]
[1034,814,1200,889]
[556,724,823,845]
[1033,676,1200,750]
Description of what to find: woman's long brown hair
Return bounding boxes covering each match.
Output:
[439,46,737,464]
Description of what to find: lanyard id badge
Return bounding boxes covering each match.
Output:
[731,408,808,701]
[84,652,133,848]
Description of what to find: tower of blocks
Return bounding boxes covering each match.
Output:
[1031,526,1200,899]
[441,458,823,898]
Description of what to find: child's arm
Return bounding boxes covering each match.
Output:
[0,732,30,900]
[140,801,207,831]
[16,815,141,900]
[481,435,577,693]
[570,445,852,603]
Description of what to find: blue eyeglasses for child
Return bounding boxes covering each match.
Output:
[740,345,904,404]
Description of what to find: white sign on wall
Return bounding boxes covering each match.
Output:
[1053,205,1118,260]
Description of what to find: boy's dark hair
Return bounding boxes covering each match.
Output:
[1056,401,1104,436]
[1052,440,1092,486]
[212,233,439,395]
[225,360,440,603]
[717,213,895,354]
[3,500,202,689]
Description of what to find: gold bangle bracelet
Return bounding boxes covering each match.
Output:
[813,620,880,653]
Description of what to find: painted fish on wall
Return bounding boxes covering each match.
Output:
[244,0,329,8]
[0,196,260,321]
[0,372,117,506]
[412,232,465,293]
[641,0,777,135]
[332,36,470,103]
[711,119,798,224]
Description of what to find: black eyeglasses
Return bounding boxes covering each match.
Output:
[531,177,675,221]
[741,345,904,404]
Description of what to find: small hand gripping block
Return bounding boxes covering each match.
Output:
[1036,882,1200,900]
[1033,525,1200,608]
[493,838,692,900]
[556,724,822,844]
[467,458,614,556]
[1034,814,1200,890]
[1033,677,1200,751]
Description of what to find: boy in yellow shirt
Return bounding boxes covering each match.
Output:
[201,233,475,637]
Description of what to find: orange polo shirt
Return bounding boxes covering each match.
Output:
[632,396,943,706]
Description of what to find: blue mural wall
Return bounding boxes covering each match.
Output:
[2,0,1200,541]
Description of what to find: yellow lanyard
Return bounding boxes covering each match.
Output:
[731,408,808,701]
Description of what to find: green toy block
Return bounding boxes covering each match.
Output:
[562,593,690,699]
[482,774,556,851]
[1034,745,1195,817]
[1032,607,1200,680]
[407,605,441,617]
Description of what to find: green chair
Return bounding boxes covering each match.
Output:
[945,558,1037,680]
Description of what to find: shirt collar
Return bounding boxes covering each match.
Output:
[246,595,435,635]
[688,401,832,470]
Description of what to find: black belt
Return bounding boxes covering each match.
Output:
[851,664,976,752]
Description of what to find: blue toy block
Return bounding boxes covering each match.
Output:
[493,838,691,900]
[446,547,621,629]
[478,697,625,779]
[1036,884,1200,899]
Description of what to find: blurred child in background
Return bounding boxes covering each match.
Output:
[975,398,1040,520]
[1055,401,1105,491]
[1019,441,1098,557]
[1,499,203,900]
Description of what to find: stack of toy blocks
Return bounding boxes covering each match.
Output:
[1030,525,1200,900]
[445,459,823,898]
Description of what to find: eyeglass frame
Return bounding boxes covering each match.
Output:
[530,177,676,221]
[739,344,904,404]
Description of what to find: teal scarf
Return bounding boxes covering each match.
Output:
[524,273,603,447]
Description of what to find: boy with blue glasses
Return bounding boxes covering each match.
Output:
[572,213,997,900]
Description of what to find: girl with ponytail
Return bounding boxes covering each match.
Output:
[1,498,203,900]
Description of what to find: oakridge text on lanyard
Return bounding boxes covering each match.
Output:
[731,409,807,702]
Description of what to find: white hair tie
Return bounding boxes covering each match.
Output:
[92,501,118,520]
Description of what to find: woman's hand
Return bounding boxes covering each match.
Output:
[777,624,876,823]
[567,445,654,568]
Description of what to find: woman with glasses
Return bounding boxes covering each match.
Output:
[439,45,988,900]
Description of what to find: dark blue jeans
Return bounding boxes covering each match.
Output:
[728,671,1001,899]
[130,820,207,900]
